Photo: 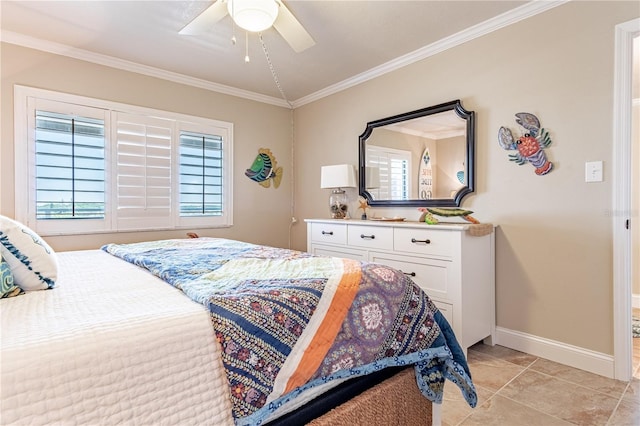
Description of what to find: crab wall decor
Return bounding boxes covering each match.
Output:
[498,113,553,175]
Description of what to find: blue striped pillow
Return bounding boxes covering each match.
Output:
[0,216,57,291]
[1,255,22,298]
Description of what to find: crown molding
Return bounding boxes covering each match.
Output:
[1,0,567,109]
[291,0,568,108]
[0,30,291,108]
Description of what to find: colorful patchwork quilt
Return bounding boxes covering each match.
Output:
[103,238,477,425]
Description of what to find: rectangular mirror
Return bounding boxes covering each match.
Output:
[359,100,475,207]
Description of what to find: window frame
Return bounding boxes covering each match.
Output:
[14,85,233,236]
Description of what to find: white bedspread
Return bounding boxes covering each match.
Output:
[0,250,234,425]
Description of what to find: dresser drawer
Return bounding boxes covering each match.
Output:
[393,228,455,257]
[310,222,347,245]
[306,218,495,352]
[347,225,393,250]
[369,252,451,300]
[310,244,368,261]
[432,300,454,327]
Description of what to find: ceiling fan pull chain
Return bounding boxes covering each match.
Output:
[259,33,292,108]
[230,0,237,45]
[244,31,250,63]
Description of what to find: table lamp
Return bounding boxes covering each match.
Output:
[320,164,357,219]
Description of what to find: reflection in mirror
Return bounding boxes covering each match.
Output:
[359,100,475,207]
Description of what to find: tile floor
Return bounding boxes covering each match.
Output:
[441,329,640,425]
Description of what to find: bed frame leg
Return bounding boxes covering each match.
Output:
[432,402,442,426]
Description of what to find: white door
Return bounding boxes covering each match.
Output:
[613,19,640,381]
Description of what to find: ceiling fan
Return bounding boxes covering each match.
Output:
[179,0,315,53]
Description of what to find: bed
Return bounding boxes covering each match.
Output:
[0,233,476,425]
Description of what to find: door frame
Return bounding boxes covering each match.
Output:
[613,17,639,381]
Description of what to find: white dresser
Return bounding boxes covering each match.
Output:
[305,219,495,352]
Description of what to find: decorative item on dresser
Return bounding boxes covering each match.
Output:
[320,164,357,219]
[358,196,370,220]
[306,218,495,354]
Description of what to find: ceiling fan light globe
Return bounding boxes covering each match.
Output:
[228,0,279,33]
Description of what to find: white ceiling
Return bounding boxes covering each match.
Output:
[2,1,562,107]
[387,110,466,140]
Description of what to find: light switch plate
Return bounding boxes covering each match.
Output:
[585,161,603,182]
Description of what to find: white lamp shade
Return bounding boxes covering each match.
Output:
[228,0,279,32]
[320,164,357,189]
[365,166,381,189]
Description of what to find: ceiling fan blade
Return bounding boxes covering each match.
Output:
[273,1,315,53]
[179,0,229,35]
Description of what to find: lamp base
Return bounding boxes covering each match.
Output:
[329,189,348,219]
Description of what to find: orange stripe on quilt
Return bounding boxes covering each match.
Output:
[283,258,362,393]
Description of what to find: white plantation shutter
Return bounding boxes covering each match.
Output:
[389,153,411,200]
[114,113,173,230]
[366,145,411,200]
[366,150,388,200]
[16,87,233,235]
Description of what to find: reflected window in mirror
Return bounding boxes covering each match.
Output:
[366,145,412,200]
[359,100,475,207]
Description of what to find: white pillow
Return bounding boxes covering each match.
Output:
[0,215,58,291]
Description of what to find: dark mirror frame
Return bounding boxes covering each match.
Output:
[359,99,475,207]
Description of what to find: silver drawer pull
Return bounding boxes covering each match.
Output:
[411,238,431,244]
[402,271,416,277]
[321,231,334,235]
[360,234,375,240]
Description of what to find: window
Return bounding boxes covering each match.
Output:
[179,132,224,217]
[15,86,233,235]
[366,145,412,200]
[35,110,106,220]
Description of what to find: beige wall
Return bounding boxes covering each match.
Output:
[434,135,465,199]
[1,43,294,251]
[292,1,639,355]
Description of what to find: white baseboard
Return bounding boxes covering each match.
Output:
[633,294,640,309]
[494,326,615,379]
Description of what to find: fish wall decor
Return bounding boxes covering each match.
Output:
[498,112,553,175]
[245,148,283,188]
